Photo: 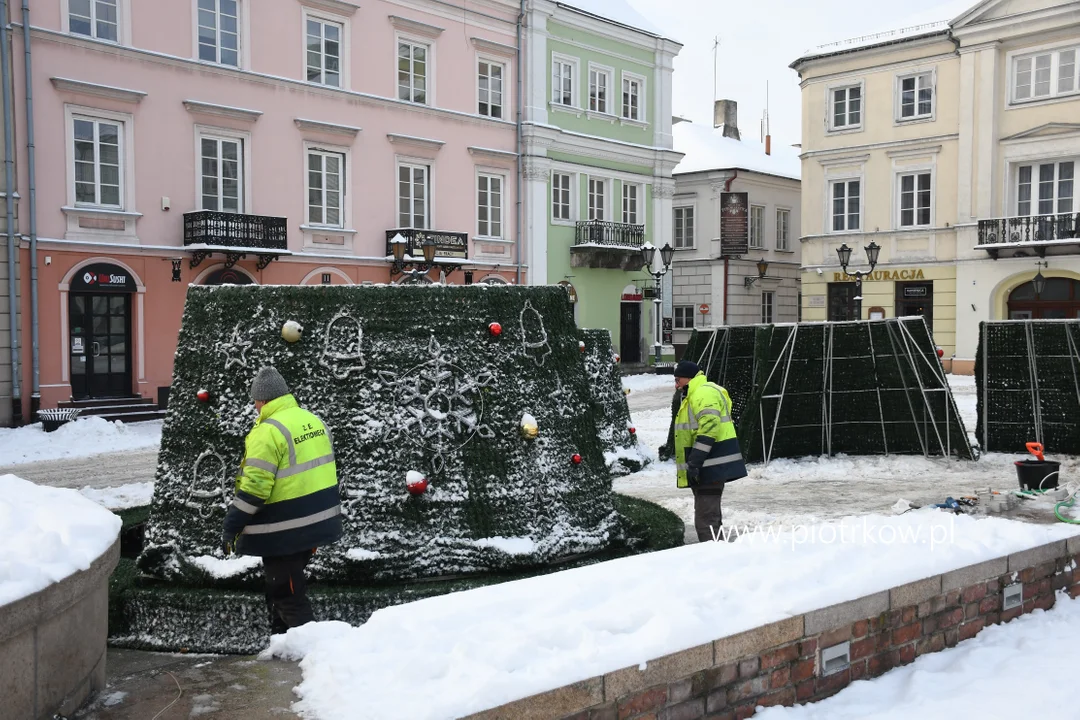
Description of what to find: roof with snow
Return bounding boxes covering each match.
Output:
[672,121,801,181]
[556,0,669,40]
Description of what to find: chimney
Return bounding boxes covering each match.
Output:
[765,134,771,155]
[714,100,740,140]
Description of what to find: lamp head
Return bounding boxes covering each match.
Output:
[640,242,657,269]
[422,237,437,264]
[836,243,852,270]
[659,242,675,269]
[756,258,769,278]
[1033,270,1047,297]
[391,234,407,262]
[865,241,881,268]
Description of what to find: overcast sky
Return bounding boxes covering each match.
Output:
[626,0,977,148]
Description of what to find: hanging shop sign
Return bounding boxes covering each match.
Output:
[70,263,138,293]
[903,285,929,298]
[662,317,673,345]
[719,192,749,257]
[833,269,926,282]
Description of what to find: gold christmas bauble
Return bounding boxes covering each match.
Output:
[282,320,304,343]
[520,422,539,440]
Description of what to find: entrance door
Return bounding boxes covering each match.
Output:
[620,302,642,363]
[827,283,855,321]
[70,293,132,399]
[895,281,934,330]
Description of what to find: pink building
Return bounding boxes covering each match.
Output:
[9,0,521,417]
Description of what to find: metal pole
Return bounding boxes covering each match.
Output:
[653,271,662,365]
[1,0,20,423]
[20,0,38,410]
[855,273,863,320]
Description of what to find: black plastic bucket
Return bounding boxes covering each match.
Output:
[1015,459,1060,490]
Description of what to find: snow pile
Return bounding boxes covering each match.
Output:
[80,481,154,510]
[0,474,122,606]
[621,372,673,394]
[0,416,162,468]
[757,594,1080,719]
[190,555,263,579]
[674,121,802,180]
[472,536,537,555]
[264,513,1079,720]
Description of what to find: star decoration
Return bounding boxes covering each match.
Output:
[217,324,253,369]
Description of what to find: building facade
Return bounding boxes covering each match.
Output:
[521,0,682,364]
[793,0,1080,373]
[669,106,802,357]
[11,0,521,416]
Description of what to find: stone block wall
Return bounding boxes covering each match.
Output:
[466,537,1080,720]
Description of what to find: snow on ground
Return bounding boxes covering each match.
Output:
[0,416,162,468]
[621,372,674,394]
[190,554,263,578]
[757,593,1080,720]
[0,474,122,606]
[264,513,1080,720]
[79,481,154,510]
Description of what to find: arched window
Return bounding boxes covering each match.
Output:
[202,267,256,285]
[1008,278,1080,319]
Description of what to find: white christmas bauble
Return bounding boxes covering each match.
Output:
[282,320,304,343]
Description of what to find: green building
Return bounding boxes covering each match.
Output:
[522,1,682,364]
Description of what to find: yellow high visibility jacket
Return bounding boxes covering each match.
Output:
[674,373,747,489]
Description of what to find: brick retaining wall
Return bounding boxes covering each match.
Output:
[466,537,1080,720]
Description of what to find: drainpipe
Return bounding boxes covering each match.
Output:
[0,0,18,422]
[722,170,738,325]
[514,0,525,285]
[20,0,36,412]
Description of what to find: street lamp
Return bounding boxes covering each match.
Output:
[836,241,880,320]
[640,242,674,366]
[743,258,770,289]
[1033,261,1049,297]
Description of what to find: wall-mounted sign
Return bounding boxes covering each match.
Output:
[903,285,928,298]
[868,307,886,320]
[719,192,749,257]
[808,296,826,308]
[833,269,926,282]
[70,263,138,293]
[662,317,673,344]
[698,303,711,316]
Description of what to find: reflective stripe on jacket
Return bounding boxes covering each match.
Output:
[223,394,343,557]
[674,373,747,489]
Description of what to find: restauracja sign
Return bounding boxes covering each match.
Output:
[833,269,926,282]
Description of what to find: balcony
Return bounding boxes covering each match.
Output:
[571,220,647,270]
[385,227,471,279]
[977,213,1080,259]
[183,210,290,269]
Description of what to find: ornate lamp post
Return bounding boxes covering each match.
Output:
[743,258,770,289]
[836,241,880,320]
[390,233,439,282]
[640,242,675,366]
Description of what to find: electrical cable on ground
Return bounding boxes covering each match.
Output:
[1055,480,1080,525]
[150,671,183,720]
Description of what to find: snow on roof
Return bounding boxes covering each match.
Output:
[672,121,801,181]
[557,0,666,38]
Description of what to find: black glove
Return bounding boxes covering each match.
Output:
[686,465,700,485]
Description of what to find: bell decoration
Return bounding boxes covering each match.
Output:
[197,389,211,403]
[406,471,429,496]
[488,322,503,337]
[520,412,539,440]
[282,320,304,343]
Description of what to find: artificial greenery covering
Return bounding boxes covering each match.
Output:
[138,285,646,589]
[581,328,648,475]
[683,318,973,463]
[976,320,1080,454]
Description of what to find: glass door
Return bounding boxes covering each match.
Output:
[69,293,132,399]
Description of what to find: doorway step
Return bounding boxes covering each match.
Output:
[57,396,166,424]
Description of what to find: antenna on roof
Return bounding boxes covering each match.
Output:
[762,81,772,156]
[712,36,720,104]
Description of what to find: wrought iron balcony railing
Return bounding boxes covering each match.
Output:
[977,213,1080,247]
[183,210,288,250]
[574,220,646,248]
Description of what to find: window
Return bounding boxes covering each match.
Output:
[200,136,242,213]
[478,174,503,238]
[831,180,861,232]
[1014,47,1079,102]
[587,177,606,220]
[398,40,429,104]
[197,0,239,67]
[306,18,341,87]
[674,306,694,330]
[750,205,765,248]
[776,208,790,250]
[70,0,118,41]
[307,149,343,228]
[552,56,576,106]
[73,117,122,208]
[398,163,429,228]
[622,75,642,121]
[899,172,931,227]
[1017,161,1075,216]
[898,72,933,119]
[674,206,694,249]
[831,85,862,129]
[622,184,640,225]
[828,283,855,321]
[589,66,611,114]
[478,60,504,118]
[552,172,572,221]
[761,291,775,324]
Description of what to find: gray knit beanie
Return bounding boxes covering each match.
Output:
[250,366,289,402]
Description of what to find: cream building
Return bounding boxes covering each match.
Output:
[792,0,1080,373]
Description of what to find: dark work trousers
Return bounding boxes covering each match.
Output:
[692,485,725,543]
[263,549,316,634]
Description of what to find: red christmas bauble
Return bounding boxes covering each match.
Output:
[197,389,210,403]
[579,341,586,352]
[615,354,621,363]
[628,426,636,435]
[489,322,502,336]
[936,347,944,358]
[571,453,582,465]
[407,477,429,496]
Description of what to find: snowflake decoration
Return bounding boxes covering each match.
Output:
[383,335,495,473]
[320,309,366,379]
[216,324,253,369]
[520,299,552,367]
[185,448,230,519]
